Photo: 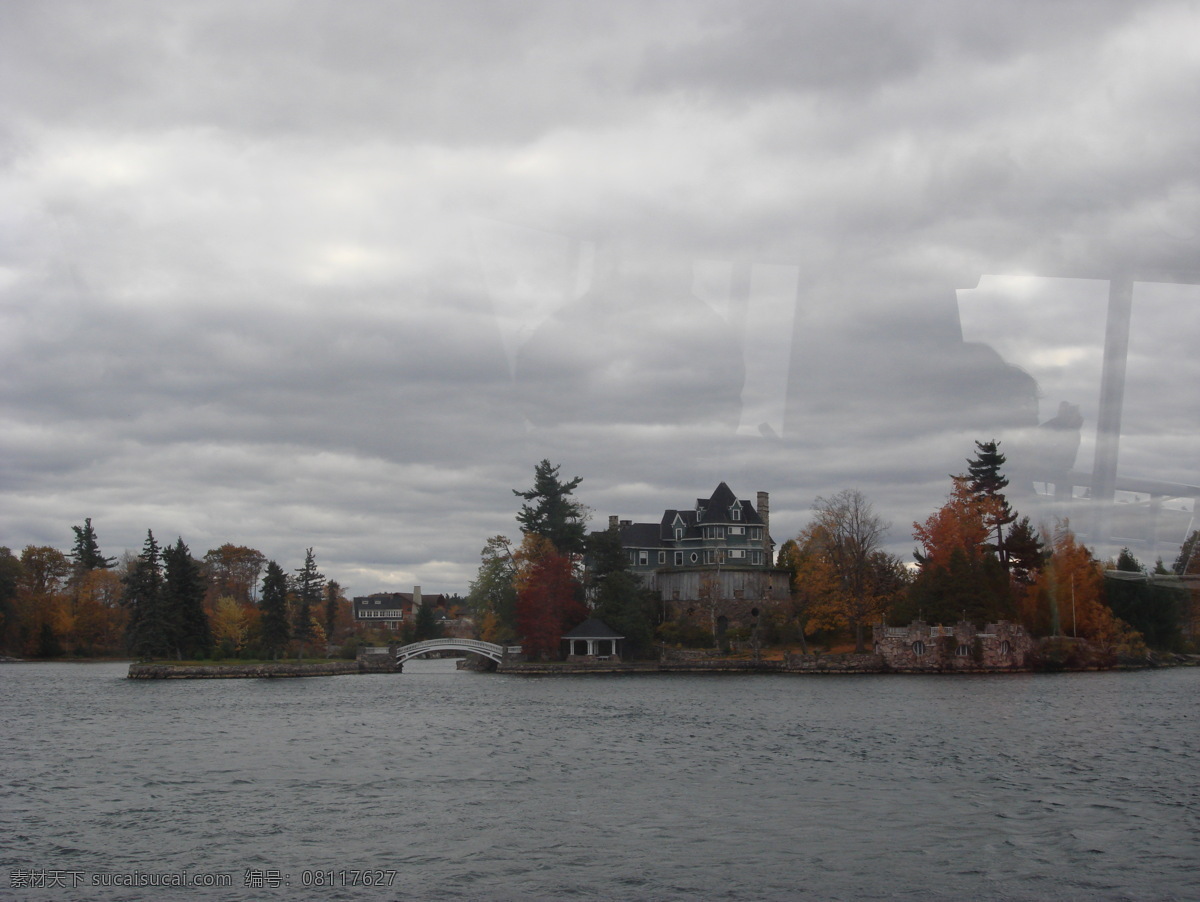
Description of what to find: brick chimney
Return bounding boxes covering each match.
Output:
[756,491,770,540]
[609,515,619,529]
[413,585,422,607]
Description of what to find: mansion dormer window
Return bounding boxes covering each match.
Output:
[675,527,683,540]
[730,505,741,521]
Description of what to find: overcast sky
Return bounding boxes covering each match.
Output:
[2,0,1197,595]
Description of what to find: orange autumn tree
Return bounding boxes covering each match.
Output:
[1019,521,1141,652]
[514,534,587,660]
[912,476,994,568]
[903,476,1014,624]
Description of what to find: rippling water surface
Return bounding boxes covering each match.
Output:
[1,662,1197,900]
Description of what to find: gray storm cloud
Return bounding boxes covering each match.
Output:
[1,0,1197,591]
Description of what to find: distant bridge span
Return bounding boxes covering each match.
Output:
[392,638,521,665]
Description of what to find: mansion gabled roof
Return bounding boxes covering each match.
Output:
[619,521,668,549]
[607,483,771,543]
[695,481,764,526]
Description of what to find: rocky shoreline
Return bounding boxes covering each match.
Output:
[127,660,388,679]
[58,649,1200,679]
[496,650,1200,675]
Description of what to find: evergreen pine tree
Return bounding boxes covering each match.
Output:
[260,561,291,659]
[292,548,323,655]
[163,537,213,659]
[1173,530,1199,575]
[1115,547,1143,572]
[70,518,115,577]
[514,459,587,556]
[323,580,341,641]
[587,524,656,657]
[413,601,441,641]
[124,531,171,659]
[966,440,1018,571]
[1006,516,1045,586]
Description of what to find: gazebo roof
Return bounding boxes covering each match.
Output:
[562,618,624,640]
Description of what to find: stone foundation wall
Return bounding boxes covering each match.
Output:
[781,653,886,673]
[873,621,1034,672]
[128,661,364,679]
[660,647,728,664]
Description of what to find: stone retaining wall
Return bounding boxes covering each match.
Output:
[781,653,886,673]
[128,661,365,679]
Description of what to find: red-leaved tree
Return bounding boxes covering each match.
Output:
[515,534,587,660]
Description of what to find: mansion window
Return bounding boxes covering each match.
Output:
[703,550,716,564]
[638,550,649,566]
[752,551,763,565]
[750,527,762,540]
[675,527,684,540]
[729,549,746,559]
[729,526,745,536]
[730,506,741,521]
[674,551,684,566]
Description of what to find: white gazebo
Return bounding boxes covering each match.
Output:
[562,618,624,661]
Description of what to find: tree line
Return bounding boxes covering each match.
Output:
[0,522,355,660]
[7,449,1192,662]
[773,441,1194,656]
[464,450,1196,662]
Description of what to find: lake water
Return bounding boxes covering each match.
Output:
[1,661,1197,901]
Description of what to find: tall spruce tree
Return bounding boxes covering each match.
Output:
[124,531,171,659]
[323,580,342,641]
[70,518,115,578]
[1174,530,1199,575]
[260,561,291,659]
[293,548,323,655]
[1006,516,1045,586]
[513,459,587,556]
[163,538,213,659]
[413,600,441,641]
[966,440,1018,571]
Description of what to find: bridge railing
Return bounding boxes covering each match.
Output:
[401,638,495,654]
[393,638,522,662]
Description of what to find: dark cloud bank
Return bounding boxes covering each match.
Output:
[1,1,1197,592]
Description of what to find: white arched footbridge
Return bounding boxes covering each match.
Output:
[392,638,521,666]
